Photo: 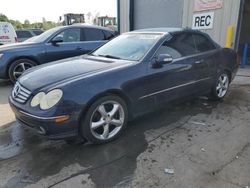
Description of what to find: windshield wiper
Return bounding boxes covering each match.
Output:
[97,54,121,59]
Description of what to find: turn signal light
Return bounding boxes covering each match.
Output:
[54,115,70,123]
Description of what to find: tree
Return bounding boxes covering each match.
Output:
[9,20,23,29]
[93,12,100,25]
[23,19,30,28]
[86,12,93,24]
[0,13,9,22]
[0,13,61,30]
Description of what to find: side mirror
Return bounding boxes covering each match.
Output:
[51,36,63,46]
[152,54,173,68]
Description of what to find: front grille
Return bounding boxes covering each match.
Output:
[12,82,31,104]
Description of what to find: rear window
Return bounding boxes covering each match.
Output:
[193,34,216,53]
[83,28,106,41]
[104,30,115,40]
[16,31,33,38]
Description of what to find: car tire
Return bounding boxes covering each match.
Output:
[81,95,128,144]
[210,71,230,100]
[8,59,37,83]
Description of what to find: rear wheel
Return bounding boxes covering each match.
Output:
[210,71,230,100]
[81,95,128,144]
[8,59,37,83]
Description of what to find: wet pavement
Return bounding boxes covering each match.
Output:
[0,71,250,188]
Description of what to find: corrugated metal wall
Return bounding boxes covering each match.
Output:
[119,0,242,48]
[133,0,184,30]
[182,0,241,47]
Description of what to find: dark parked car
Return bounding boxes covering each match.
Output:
[16,29,44,42]
[9,28,238,144]
[0,25,116,82]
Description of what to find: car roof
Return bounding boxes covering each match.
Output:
[131,27,220,48]
[16,29,35,31]
[131,27,204,35]
[16,28,43,31]
[16,25,114,32]
[135,27,183,33]
[63,24,114,31]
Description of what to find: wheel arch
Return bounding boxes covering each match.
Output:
[78,89,133,128]
[6,56,40,78]
[224,69,232,83]
[221,68,232,83]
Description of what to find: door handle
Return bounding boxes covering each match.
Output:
[75,47,83,50]
[195,59,204,64]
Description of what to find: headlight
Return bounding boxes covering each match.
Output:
[30,92,45,107]
[30,89,63,110]
[40,89,63,110]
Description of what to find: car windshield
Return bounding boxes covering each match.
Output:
[92,33,163,61]
[26,27,62,43]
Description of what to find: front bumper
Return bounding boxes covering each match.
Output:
[9,97,80,140]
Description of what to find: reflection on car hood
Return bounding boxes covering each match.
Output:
[18,56,133,91]
[0,41,38,51]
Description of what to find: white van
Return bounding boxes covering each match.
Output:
[0,22,18,45]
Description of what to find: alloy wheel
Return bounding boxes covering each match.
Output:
[216,74,229,98]
[90,100,125,140]
[13,62,34,80]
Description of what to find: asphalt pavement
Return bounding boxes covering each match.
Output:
[0,68,249,188]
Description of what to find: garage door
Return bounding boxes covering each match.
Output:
[133,0,184,30]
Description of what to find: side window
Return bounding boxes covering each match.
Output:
[84,28,106,41]
[156,41,182,59]
[171,33,196,56]
[54,28,81,42]
[104,31,115,40]
[156,33,196,59]
[193,34,216,53]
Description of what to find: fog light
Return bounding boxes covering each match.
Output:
[54,115,70,123]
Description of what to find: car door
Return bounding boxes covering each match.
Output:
[76,28,110,54]
[44,28,83,62]
[192,33,218,93]
[141,33,202,105]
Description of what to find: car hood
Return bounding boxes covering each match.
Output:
[0,41,38,51]
[18,56,133,91]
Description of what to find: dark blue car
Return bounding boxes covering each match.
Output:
[0,25,116,82]
[9,28,238,144]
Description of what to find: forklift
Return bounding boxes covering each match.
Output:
[62,13,85,25]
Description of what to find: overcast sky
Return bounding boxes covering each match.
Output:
[1,0,117,23]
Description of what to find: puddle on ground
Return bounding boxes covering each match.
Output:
[0,122,24,160]
[0,96,223,188]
